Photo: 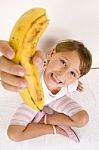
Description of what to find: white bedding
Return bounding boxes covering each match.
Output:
[0,69,99,150]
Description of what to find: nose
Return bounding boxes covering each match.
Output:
[57,69,69,81]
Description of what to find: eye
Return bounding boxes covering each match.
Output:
[70,71,76,77]
[60,59,66,66]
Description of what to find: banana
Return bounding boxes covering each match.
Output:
[9,8,48,110]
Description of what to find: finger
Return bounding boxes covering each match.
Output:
[32,51,47,73]
[77,87,83,92]
[0,40,15,59]
[32,50,46,64]
[33,56,44,71]
[33,56,43,65]
[0,56,25,76]
[36,50,46,60]
[79,85,84,89]
[78,81,83,85]
[1,81,24,92]
[1,71,27,88]
[0,70,1,78]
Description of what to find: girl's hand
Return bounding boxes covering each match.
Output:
[77,81,84,92]
[0,40,46,92]
[0,40,27,92]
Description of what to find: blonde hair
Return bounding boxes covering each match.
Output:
[56,39,92,76]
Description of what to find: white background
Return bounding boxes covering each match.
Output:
[0,0,99,67]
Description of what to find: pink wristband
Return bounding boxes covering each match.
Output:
[52,125,56,134]
[44,114,47,124]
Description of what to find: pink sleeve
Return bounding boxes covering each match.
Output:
[10,102,38,126]
[48,95,83,117]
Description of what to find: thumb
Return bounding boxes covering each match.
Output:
[32,50,46,67]
[0,40,15,60]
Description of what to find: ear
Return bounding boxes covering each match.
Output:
[47,48,56,60]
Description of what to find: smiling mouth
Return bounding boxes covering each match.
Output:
[51,73,62,84]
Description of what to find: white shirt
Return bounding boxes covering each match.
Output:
[41,71,78,105]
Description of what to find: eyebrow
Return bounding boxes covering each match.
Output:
[62,56,80,76]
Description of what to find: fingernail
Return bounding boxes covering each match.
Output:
[18,69,25,76]
[20,81,28,88]
[18,87,24,92]
[6,51,14,59]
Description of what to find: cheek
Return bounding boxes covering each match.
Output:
[65,78,75,85]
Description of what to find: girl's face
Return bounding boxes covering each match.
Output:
[44,49,81,93]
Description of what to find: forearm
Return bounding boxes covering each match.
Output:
[22,123,53,140]
[47,113,75,127]
[8,123,53,141]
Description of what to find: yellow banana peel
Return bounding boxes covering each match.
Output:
[9,8,48,110]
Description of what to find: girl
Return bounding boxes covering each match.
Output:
[0,40,92,142]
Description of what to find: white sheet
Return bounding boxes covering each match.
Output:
[0,69,99,150]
